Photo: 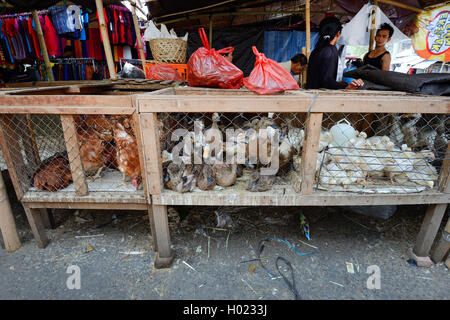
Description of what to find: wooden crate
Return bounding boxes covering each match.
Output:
[0,84,153,253]
[137,87,450,268]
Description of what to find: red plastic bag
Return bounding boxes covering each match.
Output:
[244,46,299,94]
[147,64,183,81]
[187,28,243,89]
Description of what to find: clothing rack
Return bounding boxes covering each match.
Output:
[0,10,49,19]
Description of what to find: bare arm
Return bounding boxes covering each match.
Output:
[381,52,391,71]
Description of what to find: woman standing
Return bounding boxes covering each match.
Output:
[306,17,363,90]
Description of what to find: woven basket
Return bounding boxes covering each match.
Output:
[149,39,187,64]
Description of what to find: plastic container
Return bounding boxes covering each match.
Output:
[330,119,357,147]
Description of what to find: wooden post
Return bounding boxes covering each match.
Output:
[369,1,378,52]
[23,205,49,248]
[140,113,163,195]
[431,216,450,263]
[131,5,146,69]
[152,204,174,268]
[305,0,311,59]
[95,0,117,80]
[438,142,450,192]
[0,115,27,200]
[32,10,54,82]
[411,144,450,266]
[301,112,323,195]
[139,112,173,268]
[301,47,307,88]
[60,115,88,196]
[0,171,21,252]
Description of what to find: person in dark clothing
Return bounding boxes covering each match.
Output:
[363,23,393,71]
[306,17,363,90]
[63,45,74,58]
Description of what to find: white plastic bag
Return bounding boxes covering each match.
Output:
[143,20,161,41]
[118,62,145,79]
[159,24,172,39]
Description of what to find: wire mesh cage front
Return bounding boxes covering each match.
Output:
[0,114,143,194]
[316,113,449,193]
[157,111,306,193]
[156,111,449,195]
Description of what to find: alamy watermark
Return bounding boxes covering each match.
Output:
[66,265,81,290]
[366,265,381,290]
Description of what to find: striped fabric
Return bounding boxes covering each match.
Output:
[264,31,319,62]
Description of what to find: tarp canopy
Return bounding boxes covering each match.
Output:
[147,0,447,30]
[0,0,123,13]
[339,3,411,46]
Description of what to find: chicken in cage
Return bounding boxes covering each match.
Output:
[21,114,143,192]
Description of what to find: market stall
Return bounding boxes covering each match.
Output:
[137,87,449,267]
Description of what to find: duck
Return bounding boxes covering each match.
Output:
[287,127,304,152]
[292,155,302,172]
[213,163,238,187]
[279,136,294,168]
[246,170,275,192]
[196,164,216,191]
[162,150,173,163]
[166,163,196,193]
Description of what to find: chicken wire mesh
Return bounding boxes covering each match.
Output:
[157,112,306,193]
[156,111,449,194]
[0,114,142,194]
[315,113,449,193]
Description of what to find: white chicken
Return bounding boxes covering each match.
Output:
[367,135,391,150]
[325,162,348,186]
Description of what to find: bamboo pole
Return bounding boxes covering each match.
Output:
[301,47,307,88]
[0,171,21,252]
[95,0,117,80]
[156,10,346,26]
[209,15,213,47]
[369,0,378,52]
[131,5,146,69]
[377,0,423,13]
[305,0,311,59]
[32,11,54,82]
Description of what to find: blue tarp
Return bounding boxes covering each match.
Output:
[264,31,319,62]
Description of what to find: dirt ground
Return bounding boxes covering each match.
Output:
[0,172,449,300]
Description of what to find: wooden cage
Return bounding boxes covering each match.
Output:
[137,87,450,268]
[0,84,154,253]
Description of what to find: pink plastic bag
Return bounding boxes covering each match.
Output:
[244,46,299,94]
[147,64,183,81]
[187,28,243,89]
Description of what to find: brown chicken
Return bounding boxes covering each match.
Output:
[77,128,105,177]
[76,115,118,177]
[113,119,142,189]
[33,153,72,191]
[83,115,114,142]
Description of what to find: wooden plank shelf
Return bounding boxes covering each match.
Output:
[22,190,148,210]
[153,188,450,207]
